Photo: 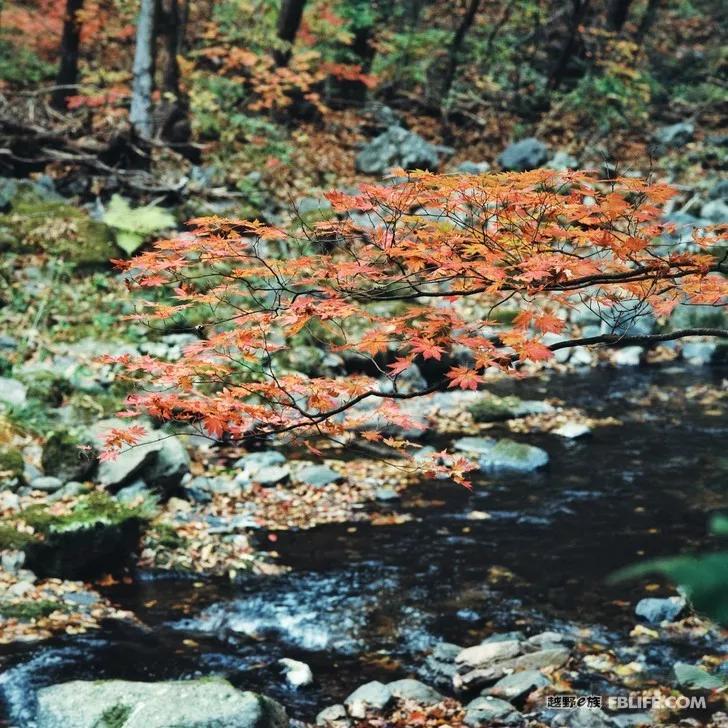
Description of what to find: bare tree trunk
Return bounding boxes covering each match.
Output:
[607,0,633,31]
[548,0,590,90]
[635,0,660,43]
[160,0,181,96]
[439,0,481,102]
[130,0,156,138]
[274,0,307,66]
[50,0,85,110]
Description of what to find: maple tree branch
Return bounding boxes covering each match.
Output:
[546,327,728,352]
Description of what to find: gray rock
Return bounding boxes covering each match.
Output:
[387,678,442,705]
[356,126,440,175]
[600,298,655,337]
[374,487,399,502]
[1,549,25,573]
[316,704,350,727]
[709,179,728,200]
[48,481,87,502]
[344,680,393,718]
[482,631,525,644]
[30,476,64,492]
[681,341,716,365]
[512,647,569,672]
[552,422,591,439]
[613,347,643,367]
[235,451,286,475]
[700,198,728,223]
[612,713,654,727]
[464,696,520,726]
[456,640,521,670]
[453,436,497,455]
[526,631,570,647]
[420,642,462,688]
[0,335,18,350]
[0,377,27,409]
[654,121,694,148]
[498,138,549,171]
[552,707,617,727]
[35,679,288,728]
[116,480,155,506]
[635,596,686,624]
[457,161,492,174]
[296,464,343,488]
[484,669,550,700]
[546,151,579,170]
[278,657,313,688]
[478,439,549,473]
[253,464,290,486]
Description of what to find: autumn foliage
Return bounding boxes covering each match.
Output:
[105,169,727,483]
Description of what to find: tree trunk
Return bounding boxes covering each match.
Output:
[274,0,307,66]
[548,0,590,90]
[635,0,660,43]
[50,0,85,110]
[439,0,481,103]
[160,0,181,97]
[130,0,156,138]
[606,0,633,31]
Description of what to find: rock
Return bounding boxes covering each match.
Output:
[552,422,591,439]
[278,657,314,688]
[344,681,393,718]
[253,464,290,486]
[498,138,549,171]
[700,198,728,223]
[420,642,462,689]
[1,549,25,573]
[456,640,521,670]
[482,631,525,644]
[374,487,400,502]
[478,439,549,473]
[512,647,569,671]
[546,151,579,170]
[90,419,189,494]
[356,126,440,175]
[296,464,343,488]
[464,696,520,726]
[116,479,155,505]
[613,347,643,367]
[316,704,351,727]
[41,429,96,483]
[654,121,694,148]
[612,713,654,727]
[235,451,287,483]
[35,678,288,728]
[600,299,655,337]
[0,377,27,409]
[526,631,570,648]
[681,341,716,365]
[635,596,686,624]
[552,707,617,727]
[30,476,64,492]
[48,481,88,503]
[453,436,497,455]
[387,678,443,705]
[468,394,553,422]
[484,669,550,700]
[0,447,25,489]
[457,161,492,174]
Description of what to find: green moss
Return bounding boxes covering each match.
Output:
[41,428,96,482]
[0,599,68,621]
[149,523,187,550]
[22,372,72,406]
[0,187,117,267]
[0,523,34,549]
[0,446,24,480]
[20,492,143,536]
[97,703,132,728]
[468,394,523,422]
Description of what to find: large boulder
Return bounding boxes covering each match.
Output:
[387,678,443,706]
[464,696,520,726]
[654,121,694,148]
[41,428,97,483]
[453,437,549,473]
[90,419,189,495]
[498,138,549,171]
[356,126,440,175]
[36,679,287,728]
[344,681,393,719]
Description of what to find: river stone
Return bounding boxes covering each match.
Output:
[654,121,694,148]
[464,696,520,726]
[457,161,492,174]
[701,199,728,223]
[513,647,569,671]
[316,704,351,726]
[356,126,440,175]
[344,680,393,718]
[0,377,27,409]
[612,346,643,367]
[296,464,343,488]
[546,151,579,170]
[635,596,686,624]
[387,678,443,705]
[484,669,551,700]
[498,138,548,171]
[681,341,716,365]
[453,436,497,455]
[552,422,591,439]
[478,439,549,473]
[527,631,570,647]
[456,640,521,670]
[30,476,64,492]
[35,679,288,728]
[552,706,617,727]
[420,642,462,688]
[41,429,96,483]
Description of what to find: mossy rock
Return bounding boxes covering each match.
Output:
[42,428,97,483]
[468,394,524,422]
[0,599,68,621]
[21,371,73,407]
[8,492,145,579]
[0,187,117,267]
[0,446,24,490]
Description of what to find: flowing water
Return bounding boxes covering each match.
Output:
[1,365,726,725]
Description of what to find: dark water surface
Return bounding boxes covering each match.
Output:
[1,365,726,724]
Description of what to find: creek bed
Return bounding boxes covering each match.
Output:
[1,366,726,725]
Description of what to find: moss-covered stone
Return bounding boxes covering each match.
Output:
[0,522,34,549]
[0,599,68,621]
[0,187,117,267]
[98,703,132,728]
[42,428,97,483]
[0,446,24,489]
[22,372,73,407]
[468,394,524,422]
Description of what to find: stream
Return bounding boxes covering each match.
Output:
[1,365,726,725]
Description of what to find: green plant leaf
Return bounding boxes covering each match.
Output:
[114,230,146,256]
[102,195,175,255]
[673,662,725,690]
